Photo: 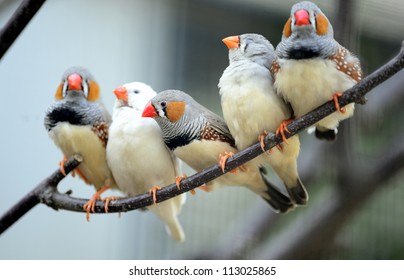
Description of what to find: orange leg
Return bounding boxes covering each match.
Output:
[175,174,187,190]
[73,167,90,185]
[83,184,111,222]
[149,186,161,204]
[58,156,89,184]
[276,118,294,144]
[219,152,247,174]
[332,92,346,113]
[102,196,122,213]
[258,130,269,152]
[190,185,209,195]
[59,156,68,176]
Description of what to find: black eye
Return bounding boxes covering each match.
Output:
[133,90,139,94]
[160,101,167,107]
[243,40,252,52]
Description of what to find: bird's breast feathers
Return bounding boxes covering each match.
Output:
[274,58,356,117]
[174,139,236,172]
[49,122,112,188]
[220,72,290,149]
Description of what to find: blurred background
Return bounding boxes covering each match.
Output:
[0,0,403,259]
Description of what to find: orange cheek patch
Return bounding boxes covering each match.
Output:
[166,101,185,122]
[87,81,100,101]
[316,14,329,35]
[282,17,292,37]
[54,83,63,100]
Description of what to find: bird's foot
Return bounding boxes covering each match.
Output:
[58,156,68,176]
[332,92,346,113]
[219,152,246,173]
[275,118,294,145]
[149,186,161,204]
[190,185,209,195]
[102,196,122,213]
[258,130,269,152]
[260,130,284,153]
[175,174,187,190]
[83,185,110,221]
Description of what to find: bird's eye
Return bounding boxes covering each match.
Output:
[160,101,167,107]
[133,90,139,94]
[242,40,251,53]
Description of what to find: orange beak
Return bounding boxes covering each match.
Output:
[113,86,128,102]
[67,73,82,91]
[294,9,310,26]
[222,35,239,49]
[142,101,158,118]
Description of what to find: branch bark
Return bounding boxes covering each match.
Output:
[42,41,404,212]
[0,0,46,59]
[0,42,403,236]
[0,155,82,234]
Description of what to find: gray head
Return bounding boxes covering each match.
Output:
[55,66,100,103]
[142,89,233,150]
[222,33,276,68]
[141,89,206,149]
[276,1,338,59]
[45,66,110,131]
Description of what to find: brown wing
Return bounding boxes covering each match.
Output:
[329,45,363,83]
[201,126,236,149]
[91,121,109,147]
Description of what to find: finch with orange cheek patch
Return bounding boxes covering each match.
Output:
[273,1,362,141]
[44,66,117,221]
[142,89,295,214]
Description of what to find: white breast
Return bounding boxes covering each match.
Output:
[219,63,291,150]
[107,109,179,196]
[49,122,113,190]
[274,58,356,129]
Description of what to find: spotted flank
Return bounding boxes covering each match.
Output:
[91,121,109,147]
[330,45,362,82]
[202,125,236,148]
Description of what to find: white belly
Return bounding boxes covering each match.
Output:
[107,117,178,196]
[221,80,291,150]
[174,139,266,193]
[49,122,113,190]
[275,58,355,129]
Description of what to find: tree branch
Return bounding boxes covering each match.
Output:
[43,41,404,211]
[0,0,46,59]
[1,42,403,236]
[0,155,82,234]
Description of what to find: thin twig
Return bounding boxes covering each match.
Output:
[0,0,46,59]
[0,155,82,234]
[38,41,404,214]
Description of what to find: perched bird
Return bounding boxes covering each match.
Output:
[44,66,116,221]
[142,89,295,213]
[273,1,362,141]
[106,82,186,242]
[219,33,308,206]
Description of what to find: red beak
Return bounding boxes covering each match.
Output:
[67,73,82,90]
[294,9,310,26]
[142,101,158,118]
[113,86,128,102]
